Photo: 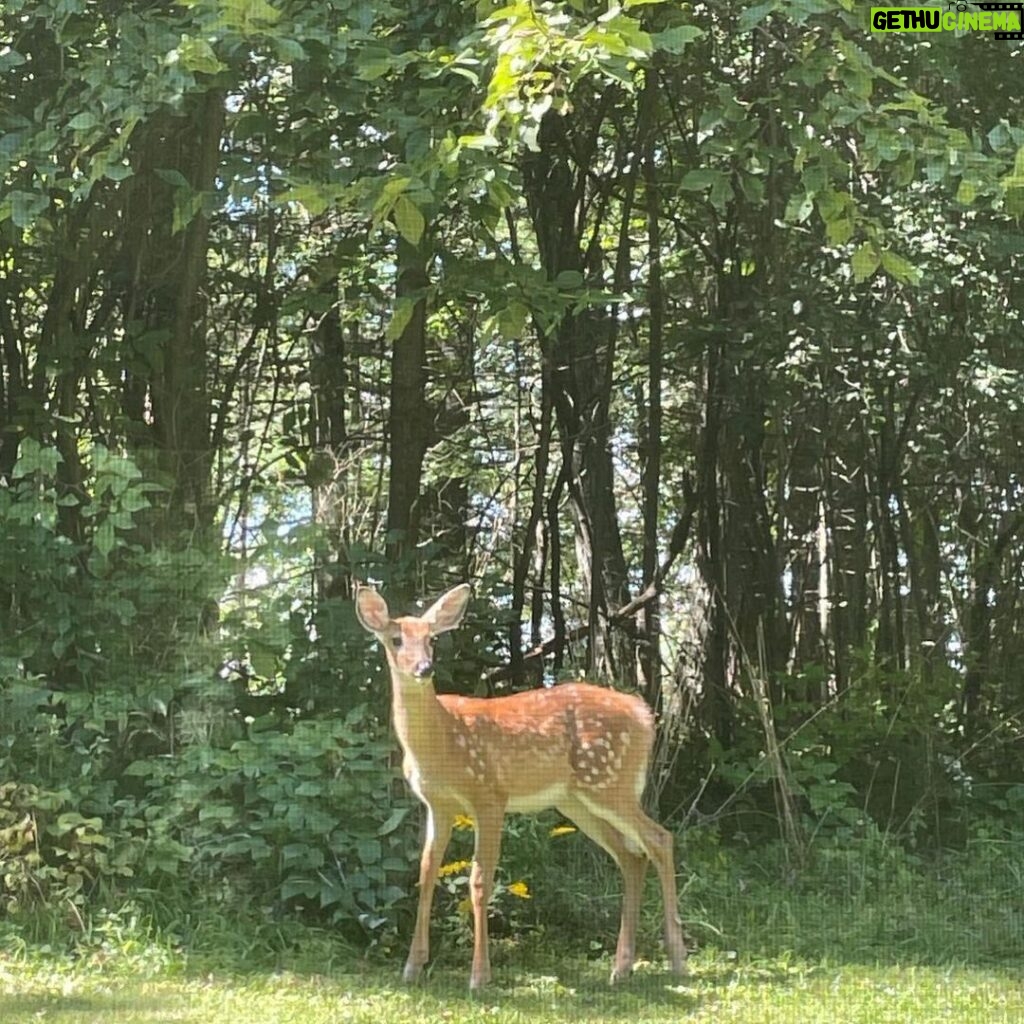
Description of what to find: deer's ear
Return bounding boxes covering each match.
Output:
[355,586,391,634]
[422,583,471,635]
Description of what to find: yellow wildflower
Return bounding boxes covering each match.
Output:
[507,881,531,899]
[438,859,472,877]
[453,814,475,830]
[549,825,577,837]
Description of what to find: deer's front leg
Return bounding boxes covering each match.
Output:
[468,805,505,991]
[404,804,452,983]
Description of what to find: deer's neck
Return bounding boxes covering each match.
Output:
[389,674,451,757]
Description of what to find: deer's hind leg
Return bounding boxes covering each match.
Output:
[575,794,688,977]
[558,798,648,983]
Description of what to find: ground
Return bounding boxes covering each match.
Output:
[2,946,1022,1024]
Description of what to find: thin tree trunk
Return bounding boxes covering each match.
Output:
[697,330,733,747]
[640,69,664,708]
[509,356,553,682]
[384,236,431,584]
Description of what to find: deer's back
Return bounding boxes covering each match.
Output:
[436,682,654,811]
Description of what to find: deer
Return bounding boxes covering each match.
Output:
[355,582,687,991]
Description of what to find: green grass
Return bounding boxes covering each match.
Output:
[3,836,1023,1023]
[1,946,1022,1024]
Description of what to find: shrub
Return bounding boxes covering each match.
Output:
[123,706,419,944]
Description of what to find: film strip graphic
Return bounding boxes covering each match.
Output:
[975,2,1024,39]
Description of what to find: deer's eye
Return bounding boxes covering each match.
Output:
[390,635,403,649]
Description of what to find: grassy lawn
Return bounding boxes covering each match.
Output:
[3,838,1023,1023]
[2,945,1022,1023]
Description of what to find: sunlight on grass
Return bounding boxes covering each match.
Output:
[1,949,1022,1024]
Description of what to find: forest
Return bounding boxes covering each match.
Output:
[1,0,1023,1019]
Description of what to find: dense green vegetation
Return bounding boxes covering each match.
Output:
[1,0,1023,1009]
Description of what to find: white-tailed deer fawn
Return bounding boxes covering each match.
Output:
[356,582,687,990]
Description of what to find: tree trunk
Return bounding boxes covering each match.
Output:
[522,108,631,683]
[696,330,733,747]
[640,73,664,709]
[384,236,431,581]
[120,90,225,543]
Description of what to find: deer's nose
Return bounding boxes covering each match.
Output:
[412,659,433,679]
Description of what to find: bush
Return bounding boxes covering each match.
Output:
[122,706,419,945]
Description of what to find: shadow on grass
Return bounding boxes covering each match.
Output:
[383,984,699,1019]
[337,958,712,1018]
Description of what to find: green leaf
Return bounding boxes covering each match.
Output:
[892,153,916,188]
[386,296,416,341]
[738,172,765,205]
[357,46,394,81]
[12,438,62,477]
[376,807,410,836]
[177,37,225,74]
[788,0,835,21]
[5,189,49,229]
[494,301,529,340]
[651,25,703,53]
[393,194,425,245]
[738,1,778,31]
[955,178,977,205]
[250,648,278,679]
[102,161,134,182]
[710,173,733,210]
[785,192,815,224]
[817,190,855,244]
[119,490,151,513]
[987,123,1011,151]
[281,877,319,900]
[219,836,272,858]
[379,176,413,205]
[68,111,101,130]
[356,838,382,864]
[172,190,204,233]
[459,133,499,150]
[851,242,879,283]
[222,0,280,29]
[0,48,26,71]
[55,812,102,832]
[93,523,115,557]
[680,169,723,191]
[826,217,853,246]
[274,37,306,63]
[155,169,190,188]
[279,183,334,217]
[1005,186,1024,219]
[879,249,921,285]
[1013,145,1024,178]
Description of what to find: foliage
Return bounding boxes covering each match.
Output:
[0,695,418,945]
[121,707,418,944]
[0,441,176,684]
